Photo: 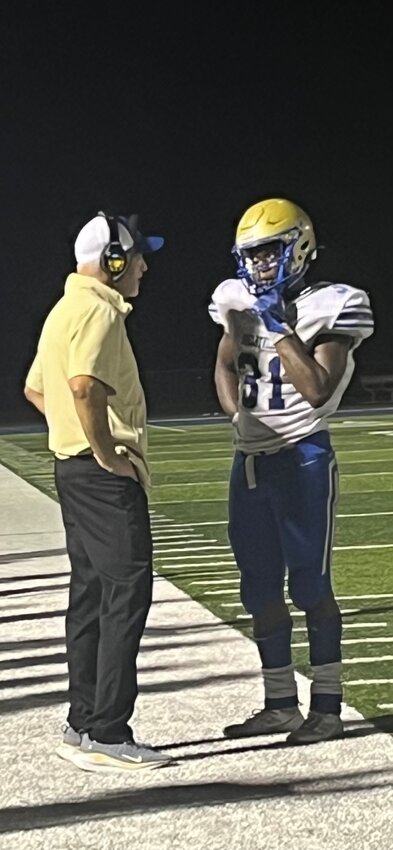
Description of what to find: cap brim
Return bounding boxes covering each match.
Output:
[138,235,165,253]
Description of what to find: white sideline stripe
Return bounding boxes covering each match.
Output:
[334,544,393,550]
[342,656,393,664]
[340,472,393,477]
[337,449,393,455]
[337,512,393,518]
[154,545,232,554]
[155,554,234,563]
[377,704,393,709]
[160,520,228,527]
[293,637,393,647]
[155,561,235,569]
[154,538,215,546]
[153,535,208,542]
[345,680,393,686]
[335,593,393,600]
[151,500,229,507]
[151,522,198,529]
[201,589,245,596]
[148,425,187,432]
[190,579,238,586]
[292,624,387,631]
[331,421,393,427]
[338,459,393,465]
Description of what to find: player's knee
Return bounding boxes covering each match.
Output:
[306,590,341,624]
[288,571,328,612]
[252,599,292,639]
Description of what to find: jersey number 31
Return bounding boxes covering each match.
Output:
[237,353,285,411]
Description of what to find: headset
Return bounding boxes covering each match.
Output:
[98,211,131,279]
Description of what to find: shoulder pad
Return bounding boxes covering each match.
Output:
[295,283,373,345]
[208,279,256,331]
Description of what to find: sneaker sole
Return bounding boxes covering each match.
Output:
[56,744,81,765]
[72,751,171,773]
[287,728,345,746]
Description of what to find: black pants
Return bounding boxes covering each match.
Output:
[55,456,153,743]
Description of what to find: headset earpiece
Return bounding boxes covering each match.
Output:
[98,212,128,278]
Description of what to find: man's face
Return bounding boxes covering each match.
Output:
[118,252,148,298]
[246,241,282,283]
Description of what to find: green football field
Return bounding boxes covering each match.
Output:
[1,412,393,721]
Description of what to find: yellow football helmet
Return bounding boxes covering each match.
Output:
[233,198,317,295]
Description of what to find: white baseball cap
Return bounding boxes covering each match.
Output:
[74,213,164,265]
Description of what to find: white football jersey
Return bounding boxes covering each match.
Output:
[209,278,374,452]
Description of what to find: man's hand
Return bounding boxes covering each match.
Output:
[94,452,139,480]
[252,284,293,340]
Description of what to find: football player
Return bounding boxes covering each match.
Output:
[209,198,374,744]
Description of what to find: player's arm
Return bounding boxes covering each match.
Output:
[214,333,238,417]
[69,375,137,478]
[274,333,352,408]
[24,386,45,415]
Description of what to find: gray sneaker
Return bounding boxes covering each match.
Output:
[73,733,172,773]
[56,724,83,764]
[286,711,344,745]
[223,706,304,739]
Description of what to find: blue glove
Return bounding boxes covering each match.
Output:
[252,284,293,340]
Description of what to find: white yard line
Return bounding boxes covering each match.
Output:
[293,637,393,647]
[151,499,231,504]
[155,561,236,569]
[189,578,238,585]
[155,520,228,527]
[292,624,387,631]
[153,537,214,544]
[148,424,187,433]
[340,472,393,477]
[342,656,393,664]
[335,593,393,600]
[345,679,393,685]
[337,511,393,517]
[154,545,232,554]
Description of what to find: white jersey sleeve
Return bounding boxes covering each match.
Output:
[208,278,257,333]
[295,283,374,348]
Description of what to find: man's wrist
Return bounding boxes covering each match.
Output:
[93,450,118,468]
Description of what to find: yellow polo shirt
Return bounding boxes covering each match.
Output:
[25,273,150,490]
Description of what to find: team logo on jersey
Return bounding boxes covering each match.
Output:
[241,333,275,352]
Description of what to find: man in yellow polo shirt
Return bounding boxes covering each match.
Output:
[24,211,171,772]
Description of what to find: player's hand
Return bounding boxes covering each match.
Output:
[94,453,139,480]
[252,284,292,338]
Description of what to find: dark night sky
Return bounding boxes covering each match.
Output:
[0,1,391,420]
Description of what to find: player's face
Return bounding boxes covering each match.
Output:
[119,253,148,298]
[249,242,282,282]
